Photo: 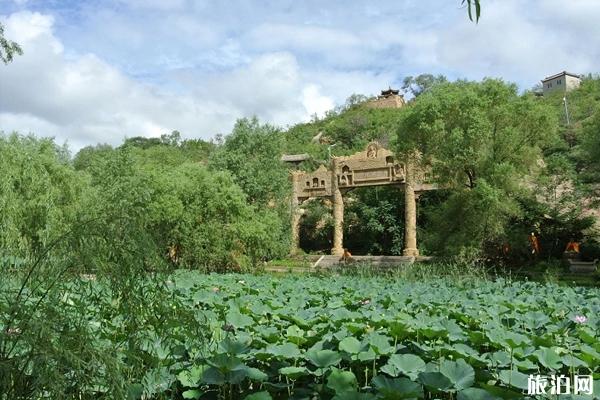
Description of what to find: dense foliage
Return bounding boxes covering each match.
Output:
[0,134,83,260]
[3,76,600,264]
[1,130,284,272]
[5,272,598,399]
[290,78,599,260]
[395,79,559,257]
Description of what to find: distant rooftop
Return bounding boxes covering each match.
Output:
[541,71,581,82]
[380,87,400,98]
[281,153,310,163]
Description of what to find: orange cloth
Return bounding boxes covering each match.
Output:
[528,234,541,254]
[340,248,353,263]
[565,241,580,253]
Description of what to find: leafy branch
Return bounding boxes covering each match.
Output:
[0,22,22,64]
[462,0,482,23]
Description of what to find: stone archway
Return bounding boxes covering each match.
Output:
[290,142,436,257]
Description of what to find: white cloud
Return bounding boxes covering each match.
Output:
[191,52,342,126]
[0,11,355,151]
[302,85,335,119]
[435,1,600,85]
[3,1,600,151]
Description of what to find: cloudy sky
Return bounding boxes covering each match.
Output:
[1,0,599,151]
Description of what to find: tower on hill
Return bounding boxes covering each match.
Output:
[367,87,406,109]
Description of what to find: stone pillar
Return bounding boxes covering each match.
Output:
[290,172,302,255]
[331,158,344,256]
[403,154,419,257]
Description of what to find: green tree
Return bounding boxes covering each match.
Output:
[396,79,557,256]
[76,145,283,271]
[583,109,600,169]
[401,74,448,97]
[0,133,83,258]
[72,143,114,171]
[540,76,600,231]
[344,187,405,255]
[210,117,288,206]
[0,22,22,64]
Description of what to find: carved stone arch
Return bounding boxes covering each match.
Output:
[289,142,436,256]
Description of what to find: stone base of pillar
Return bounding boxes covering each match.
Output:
[402,247,419,257]
[331,247,344,256]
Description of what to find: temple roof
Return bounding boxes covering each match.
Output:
[380,87,400,97]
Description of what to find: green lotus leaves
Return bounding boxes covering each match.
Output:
[439,359,475,390]
[497,369,529,390]
[226,309,254,329]
[127,383,143,400]
[327,368,358,394]
[357,347,378,361]
[286,325,306,345]
[306,349,343,368]
[457,387,501,400]
[533,347,563,370]
[219,336,252,355]
[177,365,206,387]
[339,336,363,355]
[87,273,600,398]
[265,342,302,359]
[503,332,528,348]
[246,367,268,381]
[511,358,538,370]
[201,367,227,385]
[418,372,453,391]
[579,344,600,368]
[373,375,424,398]
[365,332,394,355]
[279,366,309,379]
[182,389,203,399]
[381,354,426,379]
[332,391,377,400]
[243,391,272,400]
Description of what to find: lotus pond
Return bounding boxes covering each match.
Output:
[4,272,600,399]
[141,272,598,400]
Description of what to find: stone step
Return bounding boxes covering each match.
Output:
[312,255,433,268]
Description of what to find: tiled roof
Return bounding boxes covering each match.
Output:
[541,71,581,82]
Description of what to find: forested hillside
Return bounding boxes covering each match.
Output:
[283,77,600,262]
[2,77,600,271]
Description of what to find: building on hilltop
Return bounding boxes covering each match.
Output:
[541,71,581,96]
[367,87,405,109]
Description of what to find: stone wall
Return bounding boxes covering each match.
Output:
[367,94,405,109]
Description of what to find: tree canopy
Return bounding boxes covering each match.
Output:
[396,79,559,256]
[3,74,600,265]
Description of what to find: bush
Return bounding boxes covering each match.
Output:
[0,133,84,259]
[76,148,283,272]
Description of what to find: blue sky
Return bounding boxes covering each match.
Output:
[1,0,599,151]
